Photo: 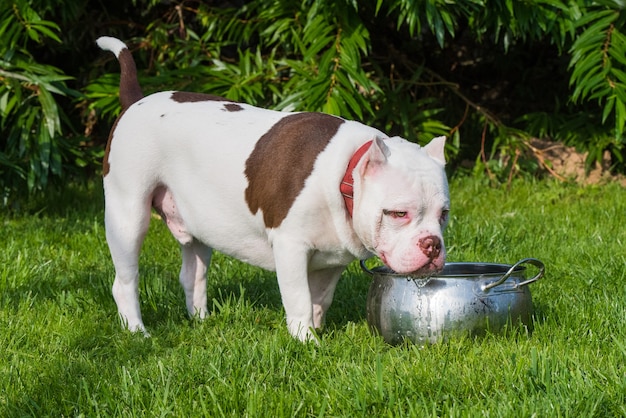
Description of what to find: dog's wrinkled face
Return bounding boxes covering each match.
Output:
[353,136,449,276]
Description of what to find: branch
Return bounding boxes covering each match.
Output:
[384,43,502,127]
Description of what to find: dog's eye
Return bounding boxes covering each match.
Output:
[440,209,450,224]
[383,210,407,219]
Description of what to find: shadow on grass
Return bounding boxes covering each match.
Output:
[204,262,371,331]
[0,262,115,316]
[2,180,105,219]
[530,299,555,328]
[4,357,87,416]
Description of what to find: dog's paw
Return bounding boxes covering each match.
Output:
[288,321,320,344]
[120,317,150,337]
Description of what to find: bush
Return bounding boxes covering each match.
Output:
[2,0,626,204]
[87,0,626,180]
[0,0,78,203]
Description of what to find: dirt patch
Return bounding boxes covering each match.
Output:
[528,138,626,186]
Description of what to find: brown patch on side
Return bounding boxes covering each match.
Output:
[170,91,232,103]
[102,109,127,177]
[245,113,344,228]
[224,103,243,112]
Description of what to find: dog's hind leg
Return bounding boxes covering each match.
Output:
[179,240,212,319]
[308,267,344,330]
[151,185,211,319]
[105,189,152,335]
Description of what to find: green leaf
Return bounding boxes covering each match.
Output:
[602,96,615,123]
[614,97,626,136]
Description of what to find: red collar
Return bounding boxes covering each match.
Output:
[340,141,373,218]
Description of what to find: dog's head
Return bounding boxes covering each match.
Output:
[352,136,449,276]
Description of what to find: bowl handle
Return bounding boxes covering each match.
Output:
[360,259,374,275]
[482,258,545,291]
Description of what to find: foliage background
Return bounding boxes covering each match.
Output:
[1,0,626,203]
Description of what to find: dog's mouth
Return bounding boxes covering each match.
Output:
[404,261,444,278]
[378,251,445,277]
[389,261,444,278]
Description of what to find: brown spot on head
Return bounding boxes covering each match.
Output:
[245,113,344,228]
[224,103,243,112]
[170,91,232,103]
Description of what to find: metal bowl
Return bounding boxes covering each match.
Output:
[362,258,545,345]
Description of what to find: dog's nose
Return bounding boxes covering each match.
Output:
[419,235,441,259]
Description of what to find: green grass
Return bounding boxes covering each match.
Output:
[1,177,626,417]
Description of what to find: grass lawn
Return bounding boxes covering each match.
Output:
[1,176,625,416]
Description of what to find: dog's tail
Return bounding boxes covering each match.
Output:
[96,36,144,111]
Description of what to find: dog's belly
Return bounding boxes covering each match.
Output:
[151,181,359,271]
[152,182,278,269]
[152,181,360,272]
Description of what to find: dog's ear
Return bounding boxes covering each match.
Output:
[423,136,446,165]
[359,137,389,176]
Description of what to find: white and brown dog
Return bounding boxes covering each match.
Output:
[97,36,450,341]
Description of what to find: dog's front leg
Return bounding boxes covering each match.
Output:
[272,238,316,342]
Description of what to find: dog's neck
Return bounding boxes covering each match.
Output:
[340,141,373,218]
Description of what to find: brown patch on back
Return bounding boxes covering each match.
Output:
[170,91,232,103]
[245,113,344,228]
[102,109,127,177]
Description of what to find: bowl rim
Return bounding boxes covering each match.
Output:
[366,261,526,278]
